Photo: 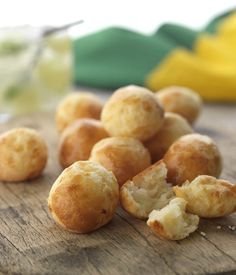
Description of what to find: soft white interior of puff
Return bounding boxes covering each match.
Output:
[148,198,199,239]
[126,164,174,216]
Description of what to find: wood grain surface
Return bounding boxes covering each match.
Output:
[0,103,236,275]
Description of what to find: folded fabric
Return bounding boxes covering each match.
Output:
[73,9,236,101]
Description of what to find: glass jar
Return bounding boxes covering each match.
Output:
[0,26,72,116]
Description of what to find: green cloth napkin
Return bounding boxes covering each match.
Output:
[73,9,236,101]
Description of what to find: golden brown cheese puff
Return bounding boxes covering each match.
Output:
[48,161,119,233]
[56,92,103,133]
[163,133,222,185]
[58,119,109,168]
[90,137,151,187]
[147,198,199,240]
[101,85,164,142]
[0,128,48,182]
[145,112,193,162]
[156,86,202,124]
[173,175,236,218]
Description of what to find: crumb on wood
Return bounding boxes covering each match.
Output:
[200,231,206,237]
[216,225,221,230]
[228,225,235,231]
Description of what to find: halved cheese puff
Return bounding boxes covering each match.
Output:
[147,198,199,240]
[173,175,236,218]
[120,161,174,219]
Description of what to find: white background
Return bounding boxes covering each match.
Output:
[0,1,235,37]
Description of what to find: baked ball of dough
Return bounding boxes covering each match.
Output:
[120,161,174,219]
[56,92,103,133]
[147,198,199,240]
[101,85,164,141]
[156,86,202,124]
[90,137,151,187]
[163,133,222,185]
[145,112,193,162]
[0,128,48,182]
[48,161,119,233]
[173,175,236,218]
[59,119,109,168]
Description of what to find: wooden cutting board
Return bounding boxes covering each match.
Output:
[0,102,236,275]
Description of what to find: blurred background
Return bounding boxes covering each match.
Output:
[2,1,235,35]
[0,0,236,117]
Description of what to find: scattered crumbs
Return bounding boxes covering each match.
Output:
[216,225,221,230]
[228,225,236,231]
[200,231,206,237]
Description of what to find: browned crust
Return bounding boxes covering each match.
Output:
[0,128,48,182]
[173,176,236,218]
[145,113,193,163]
[101,85,164,141]
[147,220,172,240]
[163,134,222,185]
[132,160,165,182]
[90,137,151,187]
[58,119,108,168]
[156,86,202,124]
[56,93,103,133]
[48,161,119,233]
